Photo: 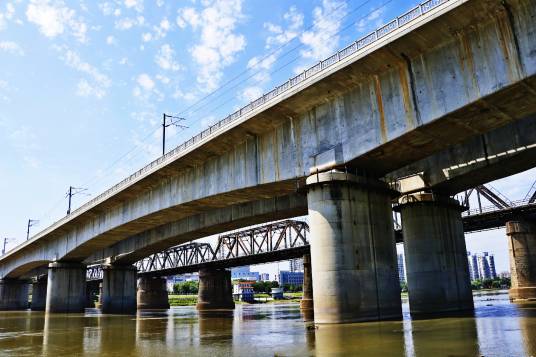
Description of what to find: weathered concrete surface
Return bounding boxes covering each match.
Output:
[1,0,536,280]
[46,262,86,313]
[300,253,313,311]
[101,264,137,314]
[137,277,169,309]
[31,275,47,311]
[397,193,474,315]
[307,171,401,323]
[506,220,536,301]
[196,268,234,310]
[388,115,536,194]
[0,279,29,310]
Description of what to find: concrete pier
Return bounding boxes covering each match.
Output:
[31,275,47,311]
[137,276,170,309]
[506,220,536,302]
[86,280,100,308]
[306,170,402,324]
[300,253,313,311]
[0,278,29,310]
[196,268,234,310]
[397,193,473,315]
[101,264,137,314]
[46,262,87,313]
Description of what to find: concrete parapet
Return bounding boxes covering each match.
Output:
[101,264,137,314]
[306,170,402,323]
[46,262,87,313]
[137,276,170,310]
[300,253,314,311]
[397,192,474,315]
[197,268,234,310]
[31,275,47,311]
[0,278,30,310]
[506,220,536,302]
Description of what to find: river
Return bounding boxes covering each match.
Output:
[0,290,534,356]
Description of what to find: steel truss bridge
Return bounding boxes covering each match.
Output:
[87,220,309,281]
[88,180,535,280]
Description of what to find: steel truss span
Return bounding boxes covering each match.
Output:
[87,220,309,280]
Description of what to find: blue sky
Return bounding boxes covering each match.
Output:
[0,0,534,276]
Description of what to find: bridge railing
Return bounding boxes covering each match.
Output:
[462,199,536,217]
[26,0,451,247]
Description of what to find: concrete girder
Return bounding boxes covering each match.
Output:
[1,0,536,281]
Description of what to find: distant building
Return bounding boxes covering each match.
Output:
[277,271,303,287]
[233,281,255,302]
[467,251,497,281]
[467,252,480,281]
[259,273,270,281]
[271,287,284,299]
[499,271,511,279]
[289,258,304,272]
[231,266,260,281]
[397,254,406,283]
[166,273,199,292]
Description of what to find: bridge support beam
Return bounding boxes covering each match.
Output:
[306,170,402,324]
[397,193,473,316]
[300,253,313,311]
[507,220,536,302]
[196,268,234,310]
[31,276,47,311]
[46,262,86,313]
[0,278,29,310]
[101,264,137,314]
[137,276,170,310]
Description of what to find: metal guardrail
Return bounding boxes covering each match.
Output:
[24,0,451,246]
[462,199,536,217]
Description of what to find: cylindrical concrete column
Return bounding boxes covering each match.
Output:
[300,253,313,311]
[46,262,87,313]
[506,220,536,301]
[0,278,30,310]
[197,268,234,310]
[137,276,170,310]
[397,193,473,315]
[101,264,137,314]
[306,170,402,324]
[31,275,47,311]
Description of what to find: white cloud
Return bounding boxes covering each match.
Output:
[56,47,112,98]
[0,2,16,31]
[0,41,24,56]
[142,17,172,42]
[137,73,154,91]
[357,8,385,33]
[155,44,180,71]
[241,86,263,102]
[106,35,116,45]
[26,0,88,43]
[124,0,144,13]
[141,32,152,42]
[300,0,346,61]
[177,0,246,92]
[115,15,144,30]
[264,6,303,49]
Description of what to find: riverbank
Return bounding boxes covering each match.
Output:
[168,293,303,306]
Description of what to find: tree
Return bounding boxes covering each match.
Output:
[173,281,199,294]
[400,282,408,293]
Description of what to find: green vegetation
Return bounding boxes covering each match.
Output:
[251,280,279,293]
[282,284,302,292]
[173,281,199,294]
[168,294,197,306]
[471,277,510,290]
[400,282,408,293]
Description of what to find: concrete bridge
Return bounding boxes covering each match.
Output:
[1,0,536,323]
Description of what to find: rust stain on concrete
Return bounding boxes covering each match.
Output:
[495,10,522,82]
[397,64,417,130]
[373,75,388,143]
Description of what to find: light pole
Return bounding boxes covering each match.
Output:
[26,219,39,240]
[162,113,187,156]
[2,237,14,255]
[66,186,88,215]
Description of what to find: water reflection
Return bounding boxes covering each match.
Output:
[0,291,533,356]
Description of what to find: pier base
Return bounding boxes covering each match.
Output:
[31,275,47,311]
[300,253,314,311]
[397,193,474,316]
[101,264,137,314]
[46,262,86,313]
[306,170,402,324]
[507,220,536,301]
[196,268,234,310]
[0,278,29,310]
[137,277,170,309]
